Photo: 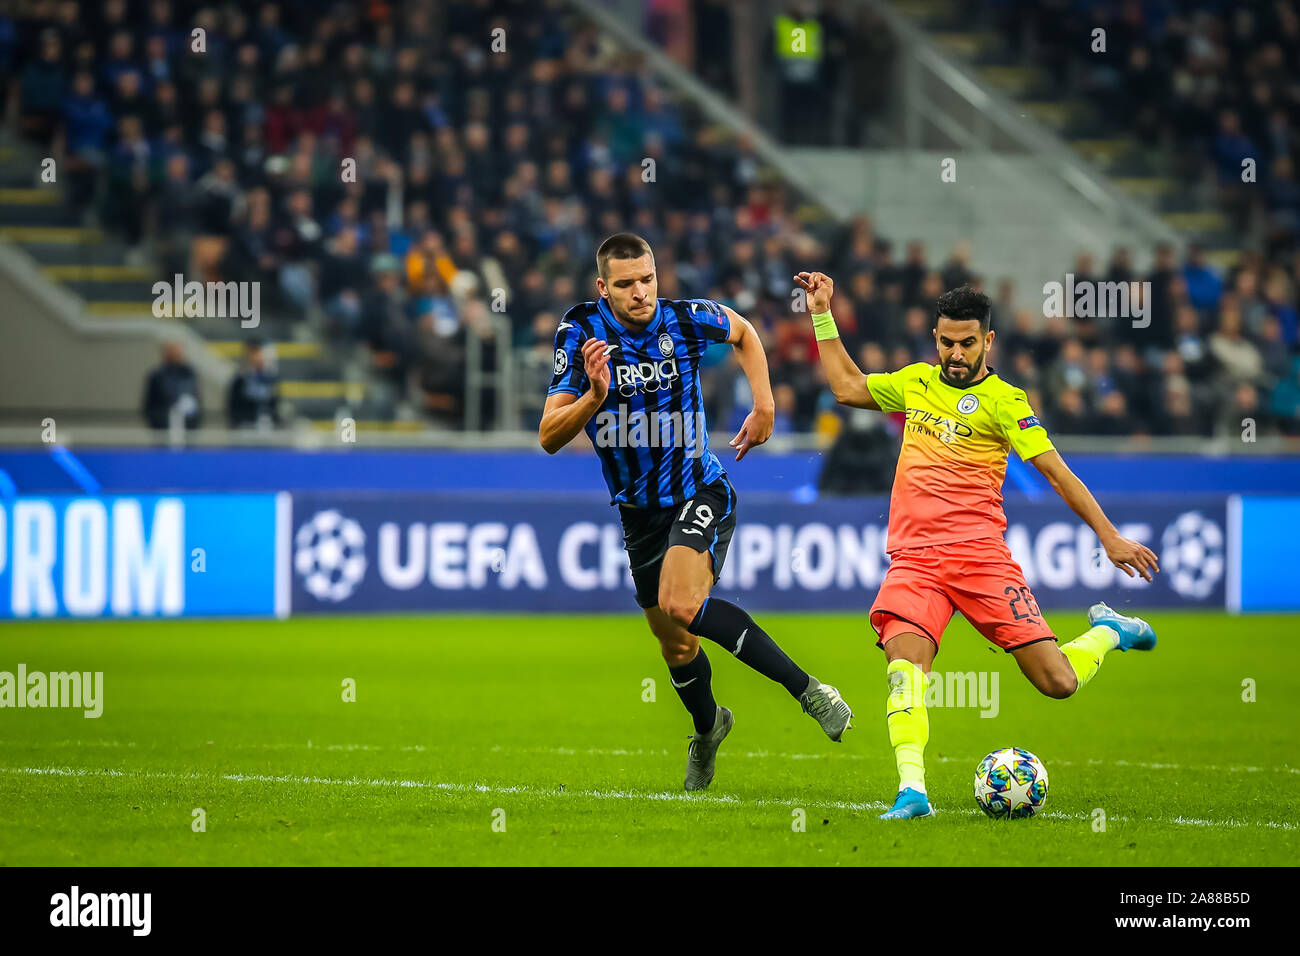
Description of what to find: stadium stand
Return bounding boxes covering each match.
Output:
[2,0,1298,439]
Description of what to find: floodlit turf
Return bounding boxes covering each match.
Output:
[1,611,1297,866]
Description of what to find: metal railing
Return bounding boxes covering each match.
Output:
[571,0,842,219]
[861,0,1182,249]
[0,423,1293,456]
[464,314,518,432]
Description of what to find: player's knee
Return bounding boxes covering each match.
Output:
[658,589,703,630]
[1036,668,1078,700]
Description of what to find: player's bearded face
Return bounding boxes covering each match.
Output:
[934,318,991,387]
[599,255,658,328]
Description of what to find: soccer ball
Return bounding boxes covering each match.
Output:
[974,747,1048,819]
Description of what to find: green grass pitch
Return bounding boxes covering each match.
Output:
[1,611,1296,866]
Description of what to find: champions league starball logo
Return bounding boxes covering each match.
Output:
[1160,511,1225,599]
[295,510,367,602]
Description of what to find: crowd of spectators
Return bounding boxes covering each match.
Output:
[978,0,1300,267]
[5,0,1299,440]
[645,0,897,148]
[140,339,280,431]
[812,224,1300,440]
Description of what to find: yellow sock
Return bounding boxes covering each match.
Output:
[1060,625,1120,692]
[885,659,928,793]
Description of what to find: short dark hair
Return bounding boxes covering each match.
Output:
[934,285,992,332]
[596,232,654,279]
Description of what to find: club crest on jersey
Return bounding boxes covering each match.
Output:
[658,332,675,357]
[554,348,568,376]
[957,394,980,415]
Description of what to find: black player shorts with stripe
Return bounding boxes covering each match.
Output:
[618,476,737,609]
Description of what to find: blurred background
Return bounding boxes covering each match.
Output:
[0,0,1296,619]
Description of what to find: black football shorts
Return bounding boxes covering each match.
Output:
[618,476,737,609]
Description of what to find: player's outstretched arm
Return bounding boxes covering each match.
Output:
[1029,449,1160,582]
[720,305,774,461]
[539,338,611,454]
[792,271,879,410]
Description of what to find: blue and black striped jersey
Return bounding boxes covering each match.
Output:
[548,296,732,509]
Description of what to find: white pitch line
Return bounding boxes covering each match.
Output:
[0,766,880,811]
[488,744,1300,779]
[1,766,1295,831]
[5,739,1297,778]
[0,739,428,753]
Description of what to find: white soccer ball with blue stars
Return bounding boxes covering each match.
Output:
[974,747,1048,819]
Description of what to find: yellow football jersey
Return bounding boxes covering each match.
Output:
[866,362,1054,553]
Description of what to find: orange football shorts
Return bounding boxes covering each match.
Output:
[869,537,1056,653]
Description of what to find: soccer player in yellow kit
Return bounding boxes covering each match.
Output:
[794,273,1161,819]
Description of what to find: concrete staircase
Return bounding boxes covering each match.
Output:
[0,131,400,428]
[897,0,1239,272]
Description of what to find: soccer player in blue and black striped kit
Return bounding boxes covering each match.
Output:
[540,233,854,791]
